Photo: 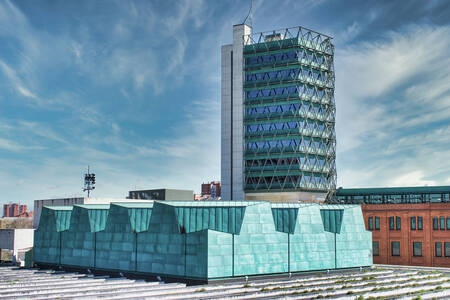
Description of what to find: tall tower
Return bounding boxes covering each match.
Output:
[221,24,336,202]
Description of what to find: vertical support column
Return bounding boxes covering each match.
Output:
[135,232,138,272]
[221,44,233,201]
[58,231,62,266]
[231,24,251,201]
[94,232,97,269]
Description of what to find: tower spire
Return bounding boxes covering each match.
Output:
[243,0,253,28]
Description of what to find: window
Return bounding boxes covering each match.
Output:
[445,242,450,257]
[447,217,450,230]
[368,216,373,230]
[433,217,439,230]
[418,216,423,230]
[396,216,401,230]
[373,241,379,256]
[413,242,422,256]
[440,216,445,230]
[375,216,380,230]
[411,217,416,230]
[392,241,400,256]
[389,216,395,230]
[436,242,442,257]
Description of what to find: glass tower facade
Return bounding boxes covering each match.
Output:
[242,27,336,198]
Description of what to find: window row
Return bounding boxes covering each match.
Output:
[435,242,450,257]
[245,175,329,186]
[245,139,329,150]
[368,216,424,231]
[246,85,328,99]
[432,216,450,230]
[246,122,329,133]
[245,68,329,83]
[245,157,329,168]
[373,241,423,257]
[246,103,327,116]
[245,50,328,66]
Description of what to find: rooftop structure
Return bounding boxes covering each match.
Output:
[336,186,450,204]
[0,228,34,265]
[128,189,194,201]
[34,201,371,282]
[33,197,153,229]
[221,24,336,202]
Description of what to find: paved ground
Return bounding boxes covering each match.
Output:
[1,266,450,299]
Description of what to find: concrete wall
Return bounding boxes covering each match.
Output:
[221,24,252,201]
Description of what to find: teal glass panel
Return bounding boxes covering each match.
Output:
[389,216,395,230]
[320,209,344,234]
[271,207,298,234]
[374,216,380,230]
[173,206,246,234]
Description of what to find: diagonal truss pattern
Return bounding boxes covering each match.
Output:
[242,26,336,199]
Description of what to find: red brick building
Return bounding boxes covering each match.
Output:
[336,186,450,267]
[201,181,221,198]
[363,203,450,267]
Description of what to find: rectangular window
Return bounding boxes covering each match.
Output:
[375,216,380,230]
[436,242,442,257]
[368,216,373,230]
[413,242,422,256]
[411,217,416,230]
[418,216,423,230]
[392,241,400,256]
[447,217,450,230]
[440,216,445,230]
[433,217,439,230]
[445,242,450,257]
[373,241,379,256]
[396,216,401,230]
[389,216,395,230]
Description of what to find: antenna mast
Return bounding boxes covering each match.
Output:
[243,0,253,28]
[83,166,96,197]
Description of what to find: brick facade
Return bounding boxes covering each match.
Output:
[362,203,450,267]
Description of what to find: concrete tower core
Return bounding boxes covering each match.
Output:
[221,24,336,202]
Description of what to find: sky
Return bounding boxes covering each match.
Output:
[0,0,449,209]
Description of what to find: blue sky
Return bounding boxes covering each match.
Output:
[0,0,449,208]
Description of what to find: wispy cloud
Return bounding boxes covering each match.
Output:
[336,24,450,187]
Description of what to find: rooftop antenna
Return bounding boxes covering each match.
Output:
[83,166,96,198]
[243,0,253,28]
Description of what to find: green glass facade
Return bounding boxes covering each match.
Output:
[34,201,371,281]
[243,28,336,196]
[335,186,450,204]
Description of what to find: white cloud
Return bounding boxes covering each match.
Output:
[336,24,450,187]
[391,171,436,187]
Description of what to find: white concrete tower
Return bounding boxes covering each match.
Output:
[221,24,252,201]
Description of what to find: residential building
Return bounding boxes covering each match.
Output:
[3,204,28,218]
[336,186,450,267]
[201,181,221,197]
[221,24,336,202]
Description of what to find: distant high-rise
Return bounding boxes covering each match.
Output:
[3,203,28,217]
[221,24,336,202]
